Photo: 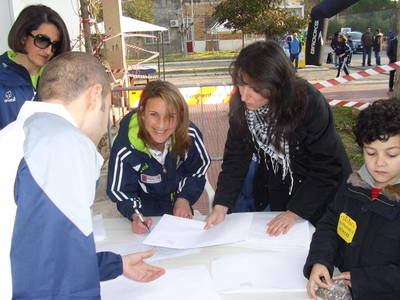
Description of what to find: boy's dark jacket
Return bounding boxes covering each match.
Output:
[304,171,400,300]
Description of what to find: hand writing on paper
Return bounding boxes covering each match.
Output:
[266,210,299,236]
[122,249,166,282]
[173,197,193,219]
[333,271,352,288]
[307,263,333,300]
[203,205,229,230]
[132,214,153,234]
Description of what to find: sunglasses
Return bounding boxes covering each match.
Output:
[28,33,60,53]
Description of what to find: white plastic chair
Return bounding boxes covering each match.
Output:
[204,173,215,214]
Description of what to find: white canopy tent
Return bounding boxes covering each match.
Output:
[96,16,167,34]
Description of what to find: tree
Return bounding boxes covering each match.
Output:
[177,0,194,58]
[251,6,309,39]
[122,0,155,23]
[341,0,396,15]
[79,0,93,53]
[213,0,309,39]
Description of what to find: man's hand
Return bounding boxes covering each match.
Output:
[131,214,153,234]
[203,205,228,229]
[307,263,333,300]
[122,249,166,282]
[173,197,192,219]
[266,210,299,236]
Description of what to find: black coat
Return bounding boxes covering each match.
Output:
[304,172,400,300]
[213,80,351,226]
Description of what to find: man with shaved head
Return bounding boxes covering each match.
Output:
[0,52,165,299]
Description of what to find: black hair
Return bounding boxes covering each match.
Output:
[229,40,308,151]
[353,99,400,147]
[8,5,71,57]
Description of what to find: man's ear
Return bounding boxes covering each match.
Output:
[88,84,103,110]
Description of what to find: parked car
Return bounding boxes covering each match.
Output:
[346,31,363,53]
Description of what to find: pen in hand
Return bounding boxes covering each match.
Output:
[134,208,151,233]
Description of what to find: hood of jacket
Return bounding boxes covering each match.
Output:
[118,109,151,157]
[348,172,400,203]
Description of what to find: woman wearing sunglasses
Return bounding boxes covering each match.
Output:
[0,5,70,129]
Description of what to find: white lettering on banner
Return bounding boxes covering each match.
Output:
[310,20,319,55]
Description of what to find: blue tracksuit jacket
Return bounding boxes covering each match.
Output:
[107,110,211,219]
[0,51,38,130]
[0,101,122,299]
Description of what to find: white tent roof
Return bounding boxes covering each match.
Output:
[96,16,167,33]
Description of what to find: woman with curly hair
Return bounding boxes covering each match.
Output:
[204,40,351,235]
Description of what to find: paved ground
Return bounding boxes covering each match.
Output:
[93,56,393,218]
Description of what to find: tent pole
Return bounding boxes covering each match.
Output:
[157,32,161,79]
[160,32,165,81]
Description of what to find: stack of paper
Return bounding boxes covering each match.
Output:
[143,213,253,249]
[135,229,201,261]
[226,212,311,251]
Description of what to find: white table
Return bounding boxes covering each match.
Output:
[95,213,313,300]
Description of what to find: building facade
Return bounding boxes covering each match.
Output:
[140,0,304,55]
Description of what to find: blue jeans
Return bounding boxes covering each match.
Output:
[290,53,300,69]
[374,51,381,65]
[234,154,271,212]
[363,47,372,65]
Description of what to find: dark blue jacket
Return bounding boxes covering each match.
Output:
[0,52,37,129]
[107,110,211,219]
[334,41,351,58]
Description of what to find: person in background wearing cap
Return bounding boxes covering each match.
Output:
[346,35,355,66]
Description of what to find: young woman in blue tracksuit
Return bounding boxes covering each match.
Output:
[0,5,70,129]
[107,81,211,234]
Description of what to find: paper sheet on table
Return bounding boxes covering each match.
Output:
[227,212,311,250]
[92,214,106,242]
[95,222,201,262]
[135,228,200,260]
[212,249,309,293]
[101,265,221,300]
[143,213,253,249]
